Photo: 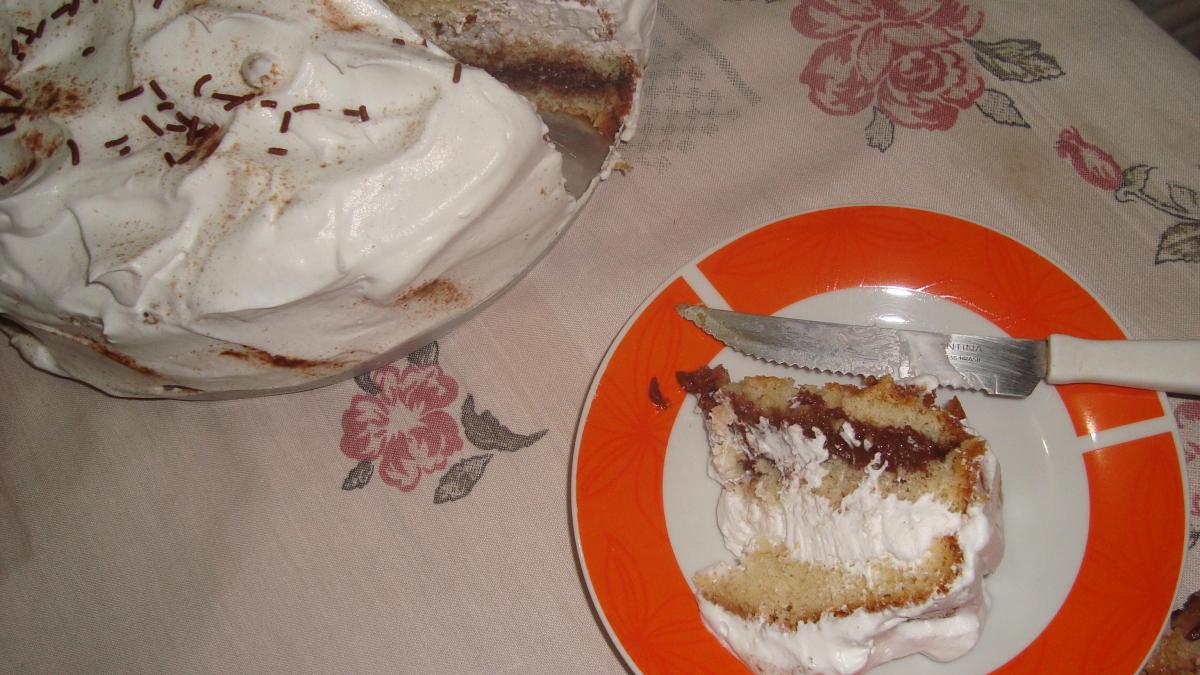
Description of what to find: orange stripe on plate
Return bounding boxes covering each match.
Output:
[696,206,1161,433]
[995,433,1184,673]
[576,277,744,673]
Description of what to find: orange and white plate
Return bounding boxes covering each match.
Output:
[571,206,1186,674]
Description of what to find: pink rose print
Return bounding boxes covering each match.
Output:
[1056,127,1123,191]
[340,363,463,491]
[1177,401,1200,464]
[793,0,986,130]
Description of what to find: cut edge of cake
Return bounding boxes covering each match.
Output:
[383,1,646,140]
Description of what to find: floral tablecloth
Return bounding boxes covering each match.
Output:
[2,1,1199,672]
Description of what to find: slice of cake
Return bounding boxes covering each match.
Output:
[676,365,1004,674]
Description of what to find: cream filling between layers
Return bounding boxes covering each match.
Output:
[716,460,964,566]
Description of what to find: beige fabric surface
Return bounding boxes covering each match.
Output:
[3,0,1200,672]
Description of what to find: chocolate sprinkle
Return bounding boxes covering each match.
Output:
[156,101,174,111]
[164,151,175,166]
[67,139,80,165]
[358,105,368,121]
[292,102,320,112]
[193,74,213,98]
[36,19,46,37]
[153,0,163,8]
[211,92,243,102]
[141,114,164,136]
[0,176,7,186]
[118,85,145,101]
[648,376,669,410]
[267,147,288,156]
[51,5,69,19]
[119,146,131,156]
[0,105,24,115]
[165,123,187,133]
[81,46,95,57]
[176,149,195,164]
[453,62,462,83]
[392,38,405,46]
[104,134,129,148]
[279,110,291,133]
[0,124,15,136]
[222,95,251,111]
[260,99,278,108]
[149,80,167,100]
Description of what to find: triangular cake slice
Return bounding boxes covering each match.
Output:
[677,366,1004,674]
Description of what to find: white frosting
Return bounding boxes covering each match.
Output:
[716,460,964,565]
[0,0,652,396]
[699,398,1005,674]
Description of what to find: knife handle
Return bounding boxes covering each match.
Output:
[1046,335,1200,395]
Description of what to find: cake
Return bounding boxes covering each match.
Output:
[0,0,654,397]
[676,365,1004,674]
[1144,590,1200,674]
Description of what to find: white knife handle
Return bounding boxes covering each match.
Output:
[1046,335,1200,395]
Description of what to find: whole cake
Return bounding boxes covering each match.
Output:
[677,366,1004,674]
[0,0,653,397]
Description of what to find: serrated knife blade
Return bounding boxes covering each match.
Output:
[676,304,1200,398]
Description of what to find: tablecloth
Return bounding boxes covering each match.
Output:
[2,0,1199,672]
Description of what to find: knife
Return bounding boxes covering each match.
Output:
[676,304,1200,398]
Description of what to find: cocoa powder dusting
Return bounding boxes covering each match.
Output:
[393,278,468,308]
[87,340,159,376]
[220,346,341,371]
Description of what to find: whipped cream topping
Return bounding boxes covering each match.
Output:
[698,398,1005,674]
[0,0,645,396]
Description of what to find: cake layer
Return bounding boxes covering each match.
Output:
[697,536,965,629]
